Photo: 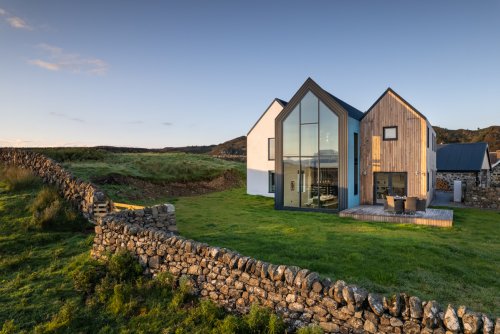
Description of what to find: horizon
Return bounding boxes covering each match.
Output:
[1,1,499,148]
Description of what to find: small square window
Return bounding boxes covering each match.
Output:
[383,126,398,141]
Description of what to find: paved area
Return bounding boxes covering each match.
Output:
[340,205,453,227]
[431,191,466,208]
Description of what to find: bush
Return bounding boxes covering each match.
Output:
[107,250,143,283]
[71,258,107,295]
[243,304,285,334]
[0,166,39,191]
[27,187,84,230]
[31,147,107,162]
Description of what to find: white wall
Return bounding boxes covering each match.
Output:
[247,100,284,197]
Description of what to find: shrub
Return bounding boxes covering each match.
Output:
[170,276,195,310]
[71,258,107,295]
[107,250,143,283]
[27,187,84,230]
[107,283,138,316]
[243,303,285,334]
[0,166,39,191]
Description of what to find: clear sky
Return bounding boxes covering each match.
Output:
[1,1,499,148]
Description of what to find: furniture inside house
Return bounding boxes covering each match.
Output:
[416,199,427,212]
[404,197,418,214]
[385,195,395,213]
[394,197,405,214]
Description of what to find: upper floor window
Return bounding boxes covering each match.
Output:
[268,138,275,160]
[427,126,430,148]
[383,126,398,141]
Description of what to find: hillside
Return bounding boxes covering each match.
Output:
[435,125,500,151]
[209,136,246,156]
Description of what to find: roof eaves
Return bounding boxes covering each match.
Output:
[247,98,286,136]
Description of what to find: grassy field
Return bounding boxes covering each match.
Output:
[31,148,246,205]
[0,169,295,333]
[173,187,500,316]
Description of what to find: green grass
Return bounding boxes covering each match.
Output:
[174,187,500,316]
[61,152,245,183]
[0,173,288,333]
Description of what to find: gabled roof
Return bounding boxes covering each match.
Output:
[362,87,428,122]
[279,77,364,121]
[247,98,287,136]
[437,142,491,172]
[326,93,364,121]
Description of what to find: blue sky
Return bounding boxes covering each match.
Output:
[1,1,499,148]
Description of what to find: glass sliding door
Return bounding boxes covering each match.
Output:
[374,172,407,204]
[281,91,340,210]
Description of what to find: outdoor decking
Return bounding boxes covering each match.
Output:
[339,205,453,227]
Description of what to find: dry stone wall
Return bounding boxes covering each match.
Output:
[2,148,498,333]
[92,215,499,334]
[436,172,477,191]
[464,186,500,209]
[492,165,500,187]
[0,148,112,220]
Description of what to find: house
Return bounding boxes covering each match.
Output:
[436,142,492,188]
[247,78,436,211]
[360,88,437,207]
[492,160,500,187]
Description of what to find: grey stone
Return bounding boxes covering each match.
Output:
[444,305,460,332]
[409,296,423,319]
[462,312,483,334]
[482,314,494,334]
[423,300,441,329]
[367,293,384,316]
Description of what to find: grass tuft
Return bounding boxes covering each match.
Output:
[0,166,40,191]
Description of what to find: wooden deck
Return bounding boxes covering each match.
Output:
[339,205,453,227]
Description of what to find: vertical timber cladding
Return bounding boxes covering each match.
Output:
[275,78,349,210]
[360,90,427,204]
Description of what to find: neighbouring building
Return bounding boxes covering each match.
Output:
[247,78,436,211]
[492,160,500,187]
[436,142,492,189]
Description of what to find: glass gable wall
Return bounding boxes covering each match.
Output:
[282,92,339,210]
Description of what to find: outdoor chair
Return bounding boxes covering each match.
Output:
[404,197,418,215]
[394,198,405,214]
[416,199,427,212]
[385,196,395,213]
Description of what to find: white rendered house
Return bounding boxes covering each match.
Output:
[247,99,286,197]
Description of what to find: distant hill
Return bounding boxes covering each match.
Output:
[209,136,246,156]
[434,126,500,151]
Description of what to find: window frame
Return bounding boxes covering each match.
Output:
[383,126,398,141]
[268,138,275,161]
[354,132,359,195]
[268,171,275,193]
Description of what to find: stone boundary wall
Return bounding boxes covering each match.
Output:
[436,172,477,191]
[492,165,500,187]
[0,148,112,220]
[92,217,499,334]
[464,186,500,209]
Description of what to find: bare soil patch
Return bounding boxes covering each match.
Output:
[91,170,243,200]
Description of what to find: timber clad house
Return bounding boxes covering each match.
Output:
[247,78,437,212]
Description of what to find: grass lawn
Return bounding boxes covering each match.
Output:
[0,174,287,333]
[0,180,92,329]
[174,187,500,316]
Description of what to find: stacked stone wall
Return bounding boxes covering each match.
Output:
[0,148,112,220]
[92,216,499,334]
[464,186,500,209]
[436,172,477,191]
[492,165,500,187]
